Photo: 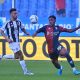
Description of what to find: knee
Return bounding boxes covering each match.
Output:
[20,55,24,60]
[15,55,19,59]
[15,50,24,60]
[20,53,24,60]
[60,48,67,56]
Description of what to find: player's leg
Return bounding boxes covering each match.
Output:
[14,51,20,59]
[59,46,80,75]
[9,42,33,75]
[3,54,14,59]
[59,48,75,68]
[17,50,24,60]
[50,53,60,69]
[51,58,63,75]
[49,53,63,75]
[14,50,27,74]
[14,50,34,75]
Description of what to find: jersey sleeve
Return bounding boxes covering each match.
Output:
[36,26,46,33]
[59,26,68,32]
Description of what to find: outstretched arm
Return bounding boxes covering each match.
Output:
[32,29,41,37]
[60,25,80,33]
[32,32,37,37]
[20,21,30,36]
[66,26,80,33]
[32,26,45,37]
[21,28,30,36]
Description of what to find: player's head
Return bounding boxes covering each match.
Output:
[10,8,18,20]
[48,15,56,26]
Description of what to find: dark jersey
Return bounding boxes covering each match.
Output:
[37,25,68,53]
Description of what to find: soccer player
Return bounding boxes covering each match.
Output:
[0,8,33,75]
[33,15,80,75]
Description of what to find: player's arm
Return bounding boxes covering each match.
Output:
[0,29,13,43]
[32,31,38,37]
[21,28,30,36]
[59,25,80,33]
[32,26,45,37]
[20,22,30,36]
[0,23,13,43]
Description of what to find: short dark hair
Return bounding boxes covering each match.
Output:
[48,15,56,20]
[10,8,17,13]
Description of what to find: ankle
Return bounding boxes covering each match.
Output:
[72,67,76,71]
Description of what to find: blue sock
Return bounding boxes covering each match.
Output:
[65,51,75,68]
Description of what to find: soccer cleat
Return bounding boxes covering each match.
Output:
[58,66,63,76]
[24,70,34,75]
[73,70,80,75]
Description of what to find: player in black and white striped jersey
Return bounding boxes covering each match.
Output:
[3,20,23,42]
[0,8,34,75]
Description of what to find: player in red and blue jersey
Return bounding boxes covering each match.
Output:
[33,15,80,75]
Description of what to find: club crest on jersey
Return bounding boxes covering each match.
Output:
[47,31,53,36]
[10,24,14,27]
[10,22,14,27]
[48,27,51,30]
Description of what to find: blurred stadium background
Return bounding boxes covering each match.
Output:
[0,0,80,80]
[0,0,80,60]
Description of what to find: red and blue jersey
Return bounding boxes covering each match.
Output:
[37,25,68,54]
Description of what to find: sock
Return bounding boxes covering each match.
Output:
[54,63,61,69]
[3,54,14,59]
[65,52,75,68]
[0,55,2,59]
[19,60,27,74]
[60,66,63,70]
[72,67,76,71]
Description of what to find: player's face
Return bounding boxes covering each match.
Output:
[11,11,18,20]
[49,18,56,26]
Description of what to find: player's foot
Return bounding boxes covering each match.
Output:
[24,70,34,75]
[58,66,63,76]
[73,70,80,75]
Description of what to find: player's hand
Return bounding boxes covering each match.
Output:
[32,33,36,38]
[7,39,13,43]
[26,32,30,36]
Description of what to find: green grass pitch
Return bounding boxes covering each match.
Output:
[0,60,80,80]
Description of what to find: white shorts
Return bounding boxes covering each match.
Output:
[9,42,21,53]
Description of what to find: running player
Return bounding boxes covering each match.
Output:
[33,15,80,75]
[0,8,33,75]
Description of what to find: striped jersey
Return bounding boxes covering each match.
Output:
[0,20,24,42]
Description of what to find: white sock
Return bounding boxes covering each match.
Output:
[19,60,27,74]
[72,67,76,71]
[0,55,2,59]
[3,54,14,59]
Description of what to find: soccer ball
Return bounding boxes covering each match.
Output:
[30,15,38,24]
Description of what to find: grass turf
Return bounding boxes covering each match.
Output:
[0,60,80,80]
